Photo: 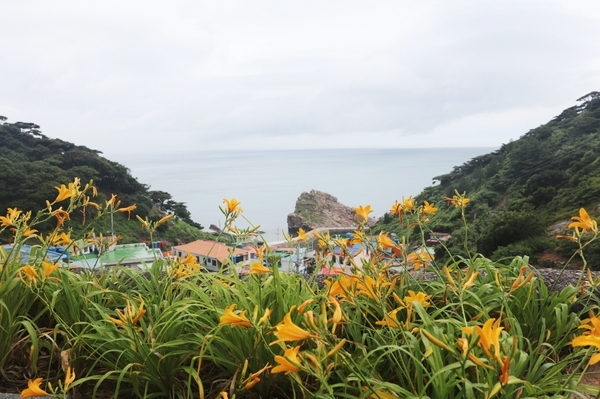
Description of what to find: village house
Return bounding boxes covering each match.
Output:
[172,240,250,272]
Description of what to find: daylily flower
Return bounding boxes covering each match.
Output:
[390,201,402,215]
[375,308,402,328]
[53,184,75,203]
[462,318,504,364]
[296,228,311,242]
[272,346,303,374]
[420,201,438,216]
[19,265,39,285]
[52,208,71,228]
[325,275,355,298]
[444,190,471,209]
[63,366,76,391]
[223,198,242,214]
[109,298,147,327]
[328,297,343,334]
[20,378,50,398]
[0,207,22,227]
[117,204,137,219]
[572,335,600,365]
[242,364,271,389]
[271,310,315,344]
[258,308,272,325]
[376,232,397,250]
[52,232,72,246]
[354,205,373,222]
[406,248,434,271]
[402,196,416,212]
[250,262,271,274]
[219,304,252,327]
[578,312,600,337]
[568,208,598,233]
[42,261,58,277]
[355,274,393,300]
[404,290,431,308]
[155,213,174,226]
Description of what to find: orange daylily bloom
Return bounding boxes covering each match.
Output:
[568,208,598,233]
[272,346,302,374]
[444,190,471,209]
[155,213,174,226]
[42,261,58,277]
[375,308,402,328]
[64,366,76,391]
[19,265,39,285]
[572,335,600,365]
[0,207,23,227]
[354,205,373,222]
[462,318,504,364]
[296,228,311,242]
[108,299,147,327]
[579,312,600,337]
[404,290,431,308]
[242,364,271,389]
[52,208,71,228]
[219,304,252,328]
[406,248,434,271]
[54,184,75,203]
[325,275,355,298]
[376,232,397,250]
[52,232,72,246]
[420,201,438,216]
[223,198,242,214]
[23,228,38,237]
[117,204,137,219]
[20,377,50,398]
[250,262,272,274]
[271,310,315,344]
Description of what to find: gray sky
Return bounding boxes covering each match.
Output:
[2,1,600,159]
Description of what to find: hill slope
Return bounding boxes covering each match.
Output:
[0,116,209,245]
[374,92,600,267]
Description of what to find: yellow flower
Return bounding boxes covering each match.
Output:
[462,318,504,364]
[369,390,399,399]
[402,196,416,212]
[572,335,600,365]
[242,364,271,389]
[272,346,302,374]
[578,312,600,337]
[219,304,252,328]
[325,275,354,298]
[223,198,242,214]
[117,204,137,219]
[155,213,174,226]
[420,201,438,216]
[375,308,402,328]
[390,201,402,215]
[568,208,598,233]
[42,261,58,277]
[0,207,23,227]
[108,298,147,327]
[296,228,311,242]
[376,232,397,250]
[258,308,272,325]
[354,205,373,222]
[19,265,39,285]
[136,214,150,229]
[404,290,431,308]
[355,274,393,300]
[20,377,50,398]
[53,184,75,203]
[444,190,471,209]
[52,232,72,246]
[249,262,271,274]
[64,366,76,391]
[406,248,434,271]
[271,310,315,344]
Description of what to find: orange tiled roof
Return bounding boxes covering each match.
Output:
[173,240,248,263]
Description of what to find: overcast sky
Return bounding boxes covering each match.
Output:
[2,1,600,160]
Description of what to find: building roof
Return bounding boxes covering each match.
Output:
[173,240,248,263]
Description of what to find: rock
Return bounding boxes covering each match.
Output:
[287,190,373,235]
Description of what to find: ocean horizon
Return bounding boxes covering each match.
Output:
[115,148,494,242]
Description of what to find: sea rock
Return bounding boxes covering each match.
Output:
[287,190,366,235]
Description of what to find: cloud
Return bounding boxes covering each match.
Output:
[1,1,600,158]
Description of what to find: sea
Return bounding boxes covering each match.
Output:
[116,148,493,242]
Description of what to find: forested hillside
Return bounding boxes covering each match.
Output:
[0,117,208,245]
[375,92,600,267]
